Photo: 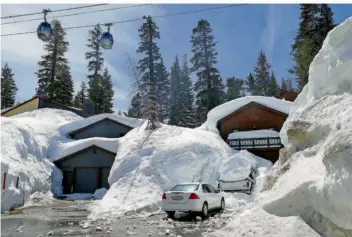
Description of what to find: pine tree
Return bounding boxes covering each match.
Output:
[253,50,271,96]
[127,92,142,118]
[87,74,104,113]
[245,73,255,95]
[280,77,288,94]
[101,68,114,113]
[268,71,279,96]
[190,19,222,125]
[36,20,73,105]
[86,24,104,78]
[178,54,195,128]
[73,82,88,108]
[118,110,122,115]
[85,24,105,112]
[290,4,335,90]
[155,58,170,123]
[136,16,161,130]
[226,77,244,101]
[169,55,182,126]
[1,63,17,109]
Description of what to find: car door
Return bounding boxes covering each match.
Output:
[201,184,213,208]
[206,184,220,209]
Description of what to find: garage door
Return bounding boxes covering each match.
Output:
[100,168,110,189]
[74,168,98,193]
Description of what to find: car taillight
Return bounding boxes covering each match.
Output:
[162,193,167,200]
[189,193,199,200]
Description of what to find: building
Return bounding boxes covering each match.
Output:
[207,96,293,163]
[276,91,298,102]
[52,114,142,194]
[1,96,94,118]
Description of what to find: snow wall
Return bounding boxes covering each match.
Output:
[89,122,272,219]
[1,109,82,212]
[258,16,352,236]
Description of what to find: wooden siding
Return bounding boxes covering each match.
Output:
[1,98,39,117]
[218,103,287,141]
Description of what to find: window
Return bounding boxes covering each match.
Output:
[170,184,199,192]
[206,185,217,193]
[202,184,211,193]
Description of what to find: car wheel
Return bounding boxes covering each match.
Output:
[220,198,225,211]
[166,211,175,219]
[201,202,209,218]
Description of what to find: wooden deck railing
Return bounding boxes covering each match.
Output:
[227,137,283,149]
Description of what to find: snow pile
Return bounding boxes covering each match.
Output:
[63,193,94,200]
[93,188,108,200]
[205,207,320,237]
[48,137,118,162]
[1,109,82,212]
[60,113,143,135]
[256,16,352,236]
[24,191,54,207]
[199,96,293,134]
[88,123,271,219]
[228,129,279,140]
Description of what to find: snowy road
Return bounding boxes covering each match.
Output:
[1,200,227,237]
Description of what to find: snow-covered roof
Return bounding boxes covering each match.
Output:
[199,96,293,134]
[60,113,143,135]
[228,129,280,140]
[49,137,119,162]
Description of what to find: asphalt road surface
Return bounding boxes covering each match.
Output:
[1,200,227,237]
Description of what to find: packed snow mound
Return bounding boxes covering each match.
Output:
[24,191,54,207]
[259,16,352,235]
[88,123,271,219]
[60,113,143,135]
[206,207,320,237]
[228,129,280,140]
[199,96,293,134]
[48,137,118,162]
[1,109,82,212]
[93,188,108,200]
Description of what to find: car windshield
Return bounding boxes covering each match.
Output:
[170,184,199,192]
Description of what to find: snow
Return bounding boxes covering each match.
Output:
[227,129,280,140]
[206,207,320,237]
[93,188,108,200]
[24,191,54,207]
[60,113,143,135]
[63,193,94,200]
[48,137,118,162]
[255,16,352,234]
[199,96,293,134]
[1,108,83,212]
[88,123,271,219]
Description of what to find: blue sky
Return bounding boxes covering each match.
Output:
[1,4,352,112]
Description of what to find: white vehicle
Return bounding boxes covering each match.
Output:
[161,183,225,218]
[218,166,257,194]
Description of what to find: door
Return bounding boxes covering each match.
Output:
[206,184,221,209]
[100,168,110,189]
[74,168,98,193]
[62,171,73,194]
[202,184,214,209]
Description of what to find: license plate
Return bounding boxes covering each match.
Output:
[171,196,183,200]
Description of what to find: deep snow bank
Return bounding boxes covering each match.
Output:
[1,109,82,211]
[89,123,271,219]
[199,96,293,134]
[258,17,352,236]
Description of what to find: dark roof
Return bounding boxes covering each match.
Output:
[53,145,116,164]
[68,117,133,136]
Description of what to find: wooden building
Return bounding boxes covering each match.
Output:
[217,101,290,163]
[1,96,94,118]
[277,91,298,102]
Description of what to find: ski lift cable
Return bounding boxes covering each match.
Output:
[1,4,153,25]
[1,3,109,19]
[1,4,248,37]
